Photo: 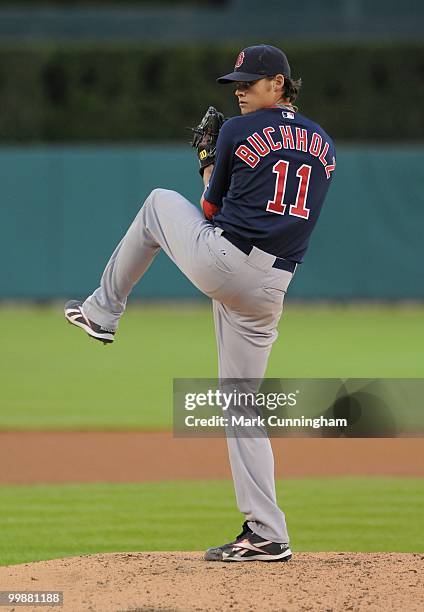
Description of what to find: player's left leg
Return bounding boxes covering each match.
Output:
[79,189,207,332]
[65,188,245,341]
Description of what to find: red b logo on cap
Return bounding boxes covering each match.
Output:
[235,51,245,69]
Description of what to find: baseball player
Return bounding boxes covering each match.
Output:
[65,44,336,562]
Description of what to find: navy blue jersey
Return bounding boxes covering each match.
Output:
[204,106,336,263]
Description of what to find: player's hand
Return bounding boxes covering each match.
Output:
[190,106,225,176]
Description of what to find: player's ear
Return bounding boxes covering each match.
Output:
[273,74,285,93]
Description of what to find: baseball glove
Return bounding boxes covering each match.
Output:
[190,106,225,175]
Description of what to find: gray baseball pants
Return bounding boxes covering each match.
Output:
[83,188,293,543]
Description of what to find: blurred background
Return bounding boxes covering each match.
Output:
[0,0,423,300]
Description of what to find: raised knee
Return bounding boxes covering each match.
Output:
[149,188,174,201]
[150,188,165,198]
[141,188,168,213]
[142,188,182,215]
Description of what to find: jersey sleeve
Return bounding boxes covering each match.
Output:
[204,119,238,207]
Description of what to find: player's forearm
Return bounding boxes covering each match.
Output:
[202,164,214,188]
[199,164,220,220]
[200,164,213,206]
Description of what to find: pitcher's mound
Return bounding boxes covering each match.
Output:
[0,551,422,611]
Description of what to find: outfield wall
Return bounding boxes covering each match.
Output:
[1,145,423,300]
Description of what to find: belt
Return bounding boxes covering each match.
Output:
[221,231,297,273]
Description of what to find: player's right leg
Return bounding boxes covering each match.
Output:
[205,253,294,560]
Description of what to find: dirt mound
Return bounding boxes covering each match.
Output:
[1,551,422,611]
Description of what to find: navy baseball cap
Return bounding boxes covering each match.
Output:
[217,44,291,84]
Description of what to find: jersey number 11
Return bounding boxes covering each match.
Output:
[267,160,312,219]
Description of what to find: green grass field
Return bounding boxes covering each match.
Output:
[1,303,423,429]
[0,477,423,566]
[0,304,423,566]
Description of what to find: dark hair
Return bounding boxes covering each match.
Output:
[266,75,302,106]
[282,77,302,103]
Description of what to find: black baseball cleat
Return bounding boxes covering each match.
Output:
[204,521,292,562]
[64,300,115,345]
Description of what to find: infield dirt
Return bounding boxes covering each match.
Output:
[1,551,423,611]
[0,433,423,484]
[1,433,423,611]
